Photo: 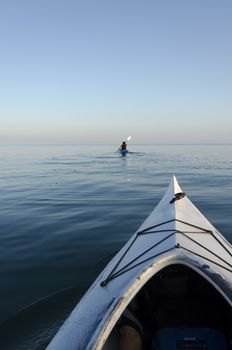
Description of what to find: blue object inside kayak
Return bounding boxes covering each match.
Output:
[120,149,128,155]
[152,327,230,349]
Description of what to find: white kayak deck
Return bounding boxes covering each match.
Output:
[46,176,232,350]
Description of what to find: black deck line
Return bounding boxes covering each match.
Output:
[179,245,232,273]
[100,220,230,287]
[180,232,232,269]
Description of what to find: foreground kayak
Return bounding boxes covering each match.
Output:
[46,176,232,350]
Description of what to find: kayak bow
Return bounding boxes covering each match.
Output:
[46,176,232,350]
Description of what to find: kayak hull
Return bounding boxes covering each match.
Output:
[120,149,128,155]
[46,176,232,350]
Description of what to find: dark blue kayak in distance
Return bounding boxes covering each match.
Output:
[120,149,128,155]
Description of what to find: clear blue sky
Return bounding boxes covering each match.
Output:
[1,0,231,144]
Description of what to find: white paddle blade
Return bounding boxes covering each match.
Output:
[127,136,132,141]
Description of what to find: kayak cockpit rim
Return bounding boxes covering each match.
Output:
[90,257,232,350]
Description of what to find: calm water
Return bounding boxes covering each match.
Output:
[0,144,231,349]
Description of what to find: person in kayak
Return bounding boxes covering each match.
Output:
[120,141,127,151]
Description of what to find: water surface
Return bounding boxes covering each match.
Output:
[0,144,231,349]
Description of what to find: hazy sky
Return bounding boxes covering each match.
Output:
[1,0,232,144]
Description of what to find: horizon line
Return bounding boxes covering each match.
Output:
[0,143,231,147]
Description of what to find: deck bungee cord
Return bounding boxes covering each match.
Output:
[101,219,232,286]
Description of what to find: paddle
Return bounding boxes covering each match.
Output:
[116,136,132,152]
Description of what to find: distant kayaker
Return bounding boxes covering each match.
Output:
[120,141,127,151]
